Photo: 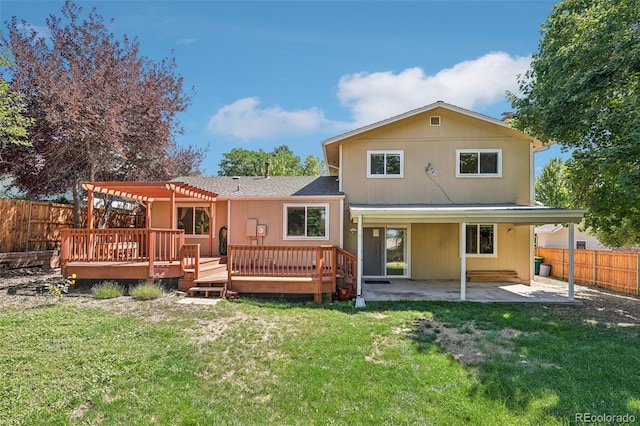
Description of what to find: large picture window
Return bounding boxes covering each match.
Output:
[284,204,329,239]
[456,149,502,177]
[367,150,403,178]
[177,207,210,235]
[465,224,496,256]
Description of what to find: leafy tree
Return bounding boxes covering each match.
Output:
[535,158,573,208]
[218,145,324,176]
[1,1,204,225]
[509,0,640,246]
[0,51,32,150]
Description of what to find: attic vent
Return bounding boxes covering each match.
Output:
[430,116,441,126]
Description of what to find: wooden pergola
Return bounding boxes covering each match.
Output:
[83,181,218,247]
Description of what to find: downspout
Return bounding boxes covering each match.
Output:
[227,199,232,246]
[339,198,344,248]
[355,214,366,308]
[460,222,466,301]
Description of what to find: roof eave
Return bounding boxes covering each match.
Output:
[349,206,586,224]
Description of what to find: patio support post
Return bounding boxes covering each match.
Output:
[460,222,466,301]
[355,214,365,308]
[86,188,95,259]
[209,201,215,256]
[568,221,575,301]
[87,188,94,229]
[169,191,176,257]
[145,201,152,228]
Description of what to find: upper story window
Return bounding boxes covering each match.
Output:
[177,206,210,235]
[284,203,329,240]
[465,224,496,256]
[456,149,502,177]
[367,150,403,178]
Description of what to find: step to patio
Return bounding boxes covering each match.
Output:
[466,270,521,283]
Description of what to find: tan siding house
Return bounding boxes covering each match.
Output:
[324,101,584,302]
[61,101,585,303]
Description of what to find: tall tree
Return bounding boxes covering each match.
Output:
[217,145,324,176]
[1,1,203,225]
[0,51,32,151]
[535,158,573,208]
[509,0,640,246]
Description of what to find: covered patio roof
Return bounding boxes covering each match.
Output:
[349,203,586,224]
[83,181,218,202]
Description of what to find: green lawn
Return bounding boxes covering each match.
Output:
[1,296,638,425]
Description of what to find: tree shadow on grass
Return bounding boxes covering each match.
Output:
[404,302,640,423]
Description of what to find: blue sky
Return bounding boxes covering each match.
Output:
[2,0,568,176]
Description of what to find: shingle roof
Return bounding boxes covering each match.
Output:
[172,176,343,198]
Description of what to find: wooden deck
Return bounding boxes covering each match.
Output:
[64,259,221,281]
[60,229,358,304]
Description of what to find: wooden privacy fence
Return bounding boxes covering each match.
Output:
[535,247,640,295]
[0,198,142,253]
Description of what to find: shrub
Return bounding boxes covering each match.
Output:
[129,281,164,300]
[92,281,125,299]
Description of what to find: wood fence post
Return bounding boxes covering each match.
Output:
[25,200,33,252]
[593,251,597,287]
[636,253,640,295]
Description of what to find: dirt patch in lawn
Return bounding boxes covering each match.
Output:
[410,278,640,366]
[412,317,528,365]
[2,268,638,357]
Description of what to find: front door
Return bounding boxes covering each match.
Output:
[363,227,385,276]
[363,226,408,277]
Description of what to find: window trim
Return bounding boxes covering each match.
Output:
[283,203,330,240]
[367,150,404,178]
[176,205,211,237]
[456,149,502,178]
[465,223,497,257]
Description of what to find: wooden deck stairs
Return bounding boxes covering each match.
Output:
[179,255,228,298]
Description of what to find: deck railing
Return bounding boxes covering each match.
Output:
[180,243,201,279]
[227,245,333,276]
[60,228,185,264]
[336,247,357,294]
[227,245,358,293]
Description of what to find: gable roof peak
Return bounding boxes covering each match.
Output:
[322,101,519,146]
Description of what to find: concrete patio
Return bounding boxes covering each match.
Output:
[363,277,582,303]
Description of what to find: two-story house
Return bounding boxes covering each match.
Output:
[61,102,585,303]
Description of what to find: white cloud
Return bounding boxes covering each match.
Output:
[337,51,531,127]
[206,52,531,140]
[206,97,332,140]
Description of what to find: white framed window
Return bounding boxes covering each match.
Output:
[367,150,404,178]
[465,224,497,257]
[430,116,441,126]
[177,206,210,236]
[456,149,502,177]
[283,203,329,240]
